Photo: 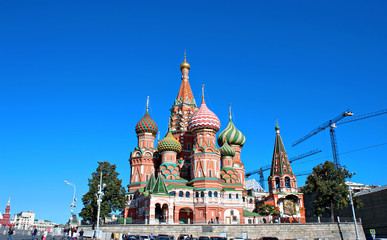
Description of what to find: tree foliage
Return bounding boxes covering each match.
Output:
[302,161,361,221]
[79,161,126,225]
[258,204,280,217]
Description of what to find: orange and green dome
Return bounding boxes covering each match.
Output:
[219,141,235,157]
[157,131,182,153]
[135,111,158,135]
[217,117,246,147]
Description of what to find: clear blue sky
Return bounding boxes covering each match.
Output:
[1,1,386,224]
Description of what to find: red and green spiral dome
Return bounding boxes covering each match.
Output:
[135,111,158,135]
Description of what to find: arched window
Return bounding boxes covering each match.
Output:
[249,198,253,204]
[179,191,184,197]
[275,177,281,189]
[209,170,212,177]
[214,192,218,198]
[196,192,199,198]
[229,193,232,199]
[185,192,190,198]
[201,191,205,197]
[146,175,149,182]
[243,196,245,202]
[208,191,212,198]
[285,177,291,188]
[169,191,176,196]
[236,194,239,199]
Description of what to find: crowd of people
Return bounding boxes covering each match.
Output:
[64,227,84,240]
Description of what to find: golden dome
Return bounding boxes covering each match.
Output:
[180,56,190,70]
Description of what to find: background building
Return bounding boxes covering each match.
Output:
[14,211,35,230]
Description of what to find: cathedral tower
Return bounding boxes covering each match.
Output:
[128,97,158,192]
[268,125,297,193]
[157,128,182,180]
[217,107,246,188]
[170,55,198,179]
[264,125,305,223]
[188,88,222,189]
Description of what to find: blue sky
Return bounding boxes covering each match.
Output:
[1,1,386,224]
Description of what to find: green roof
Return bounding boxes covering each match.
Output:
[222,187,237,191]
[243,210,263,217]
[167,185,194,190]
[145,173,156,192]
[152,176,169,195]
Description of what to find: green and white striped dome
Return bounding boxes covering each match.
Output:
[217,118,246,147]
[157,131,182,153]
[219,141,236,157]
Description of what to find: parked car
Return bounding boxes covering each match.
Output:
[178,235,189,240]
[199,236,210,240]
[259,238,279,240]
[156,236,170,240]
[189,238,198,240]
[210,237,224,240]
[140,236,150,240]
[126,236,139,240]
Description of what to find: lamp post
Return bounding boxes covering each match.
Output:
[348,185,360,240]
[95,172,106,239]
[64,180,76,223]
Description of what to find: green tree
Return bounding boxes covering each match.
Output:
[79,161,126,226]
[302,161,362,221]
[258,204,280,217]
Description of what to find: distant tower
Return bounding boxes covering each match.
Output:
[0,198,11,226]
[170,54,198,179]
[188,87,222,189]
[217,106,246,188]
[128,97,158,192]
[264,125,305,223]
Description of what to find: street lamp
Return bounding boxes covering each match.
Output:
[95,172,106,239]
[64,180,77,222]
[348,185,360,240]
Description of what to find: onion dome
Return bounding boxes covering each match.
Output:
[219,141,235,157]
[189,98,221,133]
[135,111,158,135]
[157,130,182,153]
[180,56,191,70]
[217,117,246,147]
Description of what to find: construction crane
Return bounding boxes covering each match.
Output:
[245,149,322,190]
[293,109,387,169]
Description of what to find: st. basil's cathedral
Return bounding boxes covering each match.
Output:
[123,56,305,224]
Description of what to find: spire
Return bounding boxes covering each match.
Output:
[201,84,205,102]
[152,175,169,195]
[176,54,196,106]
[7,197,10,206]
[270,125,293,177]
[146,96,149,112]
[229,104,232,120]
[145,173,156,192]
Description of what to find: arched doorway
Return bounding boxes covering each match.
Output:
[161,204,169,223]
[179,208,193,224]
[155,203,163,223]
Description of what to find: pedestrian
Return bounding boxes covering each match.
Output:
[68,228,72,240]
[7,226,14,240]
[42,229,48,240]
[111,232,114,240]
[122,233,126,240]
[32,226,38,240]
[115,232,119,240]
[79,229,84,240]
[72,227,77,240]
[150,233,154,240]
